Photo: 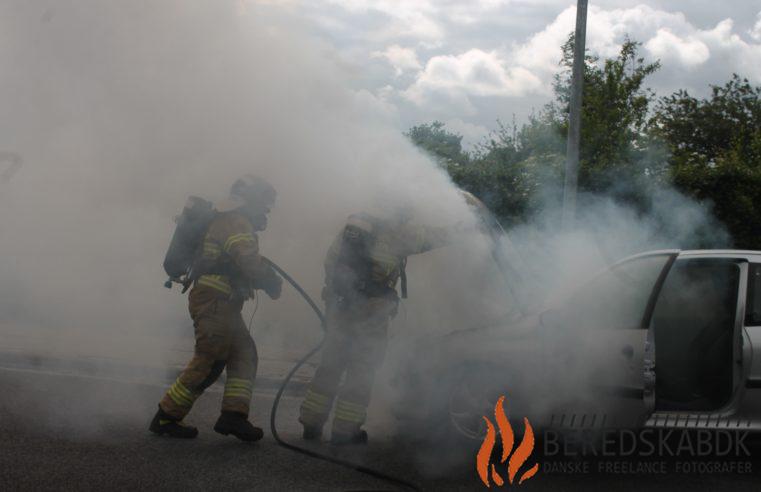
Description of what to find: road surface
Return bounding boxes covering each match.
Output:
[1,365,760,491]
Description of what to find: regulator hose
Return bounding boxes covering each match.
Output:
[262,257,421,492]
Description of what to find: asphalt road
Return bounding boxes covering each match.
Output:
[1,367,760,491]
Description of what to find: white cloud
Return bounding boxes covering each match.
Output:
[512,5,698,76]
[399,5,733,110]
[645,29,709,67]
[372,45,422,76]
[444,118,490,149]
[751,11,761,42]
[439,0,512,26]
[699,18,761,81]
[511,4,761,88]
[269,1,761,131]
[403,49,544,108]
[324,0,444,44]
[325,0,510,20]
[317,0,523,44]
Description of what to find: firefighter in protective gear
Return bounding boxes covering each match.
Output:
[150,175,283,441]
[298,207,449,444]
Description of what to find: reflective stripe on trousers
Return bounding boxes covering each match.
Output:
[159,286,258,419]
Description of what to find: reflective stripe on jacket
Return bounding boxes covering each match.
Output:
[196,211,269,297]
[324,213,449,294]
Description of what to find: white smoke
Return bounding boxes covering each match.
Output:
[0,0,480,363]
[0,3,733,478]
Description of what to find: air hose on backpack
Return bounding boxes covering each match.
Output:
[261,257,421,492]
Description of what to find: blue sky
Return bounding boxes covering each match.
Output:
[254,1,761,147]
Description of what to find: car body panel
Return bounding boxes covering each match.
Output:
[747,326,760,383]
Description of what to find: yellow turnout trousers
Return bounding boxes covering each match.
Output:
[299,296,396,435]
[159,285,257,419]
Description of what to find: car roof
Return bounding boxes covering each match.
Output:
[612,249,761,267]
[678,250,761,261]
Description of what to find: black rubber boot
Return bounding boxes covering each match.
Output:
[302,424,323,441]
[149,406,198,439]
[213,411,264,442]
[330,429,368,446]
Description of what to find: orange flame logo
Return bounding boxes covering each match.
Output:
[476,396,539,487]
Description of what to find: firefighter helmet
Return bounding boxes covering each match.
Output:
[217,174,276,213]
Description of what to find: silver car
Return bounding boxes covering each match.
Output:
[393,249,761,441]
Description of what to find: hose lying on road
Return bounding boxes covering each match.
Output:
[262,257,421,492]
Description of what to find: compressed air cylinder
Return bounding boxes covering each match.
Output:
[162,196,215,279]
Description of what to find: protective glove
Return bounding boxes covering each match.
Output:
[264,272,282,300]
[253,267,282,300]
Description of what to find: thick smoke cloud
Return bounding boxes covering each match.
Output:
[0,0,730,459]
[0,1,479,370]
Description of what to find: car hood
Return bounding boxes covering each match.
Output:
[404,312,542,376]
[460,190,537,315]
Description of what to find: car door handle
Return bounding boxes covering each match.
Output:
[621,345,634,359]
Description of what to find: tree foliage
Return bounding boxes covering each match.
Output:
[405,121,469,167]
[652,75,761,248]
[551,36,663,200]
[406,36,761,248]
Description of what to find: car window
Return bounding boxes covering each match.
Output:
[747,264,761,326]
[568,254,672,330]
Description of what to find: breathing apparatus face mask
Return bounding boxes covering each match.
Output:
[230,176,276,231]
[240,200,272,231]
[383,204,413,230]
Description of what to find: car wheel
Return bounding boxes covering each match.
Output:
[436,363,510,443]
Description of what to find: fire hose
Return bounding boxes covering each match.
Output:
[262,257,421,492]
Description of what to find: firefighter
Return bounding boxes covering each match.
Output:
[298,205,450,445]
[150,175,283,440]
